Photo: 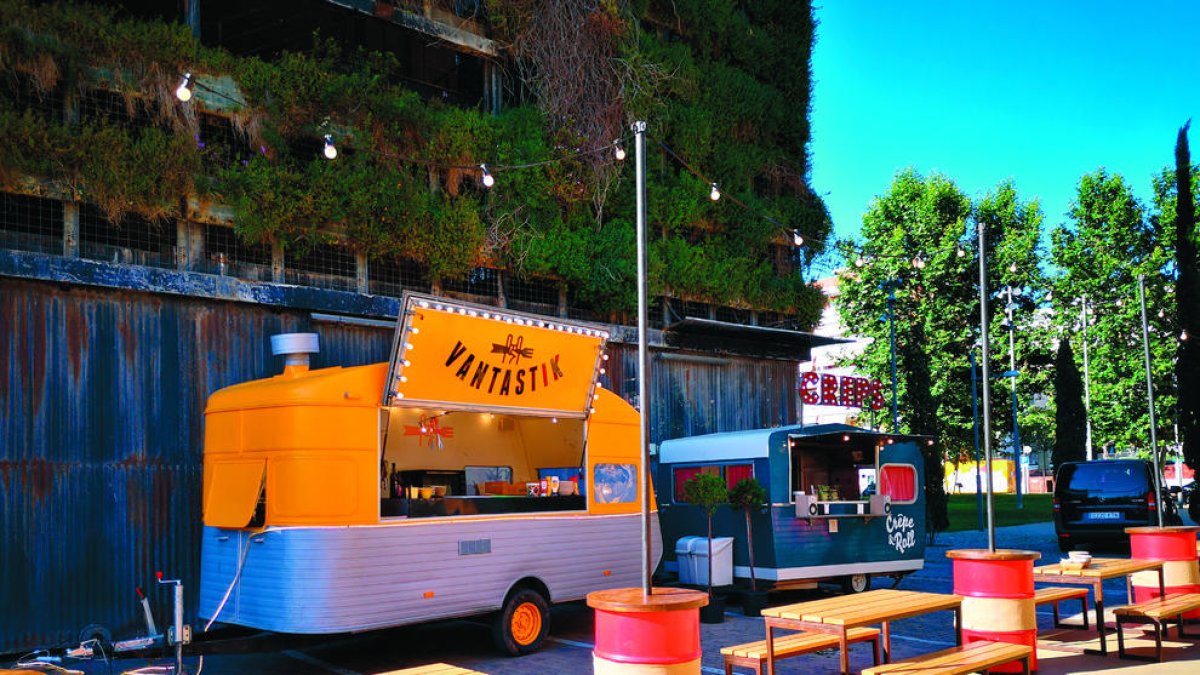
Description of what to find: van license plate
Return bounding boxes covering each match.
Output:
[1085,511,1120,520]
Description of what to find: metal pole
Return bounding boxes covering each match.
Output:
[970,349,983,531]
[1081,296,1094,461]
[888,285,899,431]
[1138,275,1164,526]
[978,221,996,551]
[1007,287,1023,509]
[633,120,653,594]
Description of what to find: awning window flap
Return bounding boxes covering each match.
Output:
[204,459,266,528]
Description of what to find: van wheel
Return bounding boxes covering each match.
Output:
[841,574,871,594]
[492,588,550,656]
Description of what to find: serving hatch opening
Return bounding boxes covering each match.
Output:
[383,293,610,418]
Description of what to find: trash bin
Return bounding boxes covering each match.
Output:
[675,536,733,586]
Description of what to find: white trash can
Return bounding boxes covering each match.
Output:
[676,536,734,586]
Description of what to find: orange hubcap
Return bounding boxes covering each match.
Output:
[511,601,542,646]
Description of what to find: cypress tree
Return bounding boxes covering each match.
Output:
[1174,121,1200,520]
[1053,339,1087,467]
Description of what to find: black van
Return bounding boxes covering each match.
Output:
[1053,459,1182,552]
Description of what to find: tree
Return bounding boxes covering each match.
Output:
[728,477,767,591]
[683,473,729,598]
[1053,338,1088,466]
[1050,170,1175,454]
[1170,122,1200,519]
[902,322,949,540]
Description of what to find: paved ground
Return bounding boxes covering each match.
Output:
[9,519,1200,674]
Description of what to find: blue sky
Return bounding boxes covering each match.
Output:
[809,1,1200,259]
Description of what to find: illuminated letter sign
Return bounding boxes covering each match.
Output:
[799,372,885,410]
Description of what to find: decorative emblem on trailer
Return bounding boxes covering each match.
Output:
[491,334,534,365]
[404,416,455,449]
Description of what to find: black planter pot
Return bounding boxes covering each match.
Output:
[699,594,725,624]
[741,590,770,617]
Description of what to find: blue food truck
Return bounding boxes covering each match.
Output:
[656,423,929,593]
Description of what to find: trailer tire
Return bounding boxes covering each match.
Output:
[840,573,871,594]
[492,587,550,656]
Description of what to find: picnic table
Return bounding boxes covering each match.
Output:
[1032,557,1165,655]
[760,588,963,675]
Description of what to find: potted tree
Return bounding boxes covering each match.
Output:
[729,477,769,616]
[683,472,729,623]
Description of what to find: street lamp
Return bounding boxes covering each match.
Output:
[1000,285,1023,509]
[969,345,983,531]
[1073,296,1095,461]
[976,220,997,551]
[881,278,902,431]
[1137,275,1164,526]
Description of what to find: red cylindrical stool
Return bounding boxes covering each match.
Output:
[1127,526,1200,618]
[588,587,708,674]
[947,549,1041,673]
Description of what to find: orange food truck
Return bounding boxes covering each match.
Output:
[197,293,660,654]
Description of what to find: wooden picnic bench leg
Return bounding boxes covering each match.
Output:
[881,621,892,664]
[1081,595,1089,629]
[1021,653,1030,675]
[838,628,850,675]
[870,632,880,666]
[1115,614,1127,659]
[1094,582,1108,655]
[765,624,775,675]
[954,606,962,645]
[1052,600,1061,628]
[1154,619,1164,662]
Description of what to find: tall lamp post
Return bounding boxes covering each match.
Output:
[1137,275,1164,526]
[977,221,996,551]
[1077,296,1094,461]
[970,348,983,531]
[1001,285,1023,510]
[882,278,902,431]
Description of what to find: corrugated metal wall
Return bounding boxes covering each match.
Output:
[0,278,391,653]
[0,274,799,654]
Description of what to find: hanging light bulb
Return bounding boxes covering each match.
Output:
[322,134,337,159]
[792,230,804,247]
[1008,261,1018,273]
[912,254,925,269]
[1116,298,1124,307]
[956,244,966,258]
[480,163,495,188]
[175,72,194,102]
[709,182,721,201]
[1183,330,1190,341]
[1158,308,1165,318]
[855,252,866,268]
[613,140,626,161]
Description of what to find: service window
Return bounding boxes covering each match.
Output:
[673,463,753,502]
[878,463,918,504]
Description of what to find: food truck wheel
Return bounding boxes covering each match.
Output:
[493,588,550,655]
[840,573,871,594]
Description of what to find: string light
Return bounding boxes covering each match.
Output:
[1008,261,1018,273]
[175,73,194,102]
[1183,330,1189,341]
[322,134,337,160]
[855,253,867,268]
[709,182,721,202]
[480,163,495,188]
[613,140,626,161]
[792,230,804,247]
[911,254,926,270]
[956,244,966,258]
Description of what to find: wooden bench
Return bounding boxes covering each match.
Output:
[721,627,880,675]
[1113,592,1200,662]
[381,664,485,674]
[861,641,1032,675]
[1034,586,1089,629]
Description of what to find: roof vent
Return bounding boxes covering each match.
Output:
[271,333,319,374]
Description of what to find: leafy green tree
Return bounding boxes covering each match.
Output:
[683,472,729,597]
[1053,338,1088,466]
[1173,123,1200,494]
[1050,170,1176,454]
[728,477,767,591]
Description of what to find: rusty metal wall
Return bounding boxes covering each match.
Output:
[602,344,799,443]
[0,277,391,654]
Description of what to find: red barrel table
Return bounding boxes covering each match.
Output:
[1127,525,1200,618]
[588,587,708,674]
[947,549,1041,673]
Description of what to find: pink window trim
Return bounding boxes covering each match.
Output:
[879,463,917,503]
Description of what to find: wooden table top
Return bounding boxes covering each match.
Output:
[761,589,963,626]
[1033,557,1163,579]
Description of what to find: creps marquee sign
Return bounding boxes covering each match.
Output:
[799,371,886,410]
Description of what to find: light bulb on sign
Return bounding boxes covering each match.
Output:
[175,73,194,102]
[323,134,337,159]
